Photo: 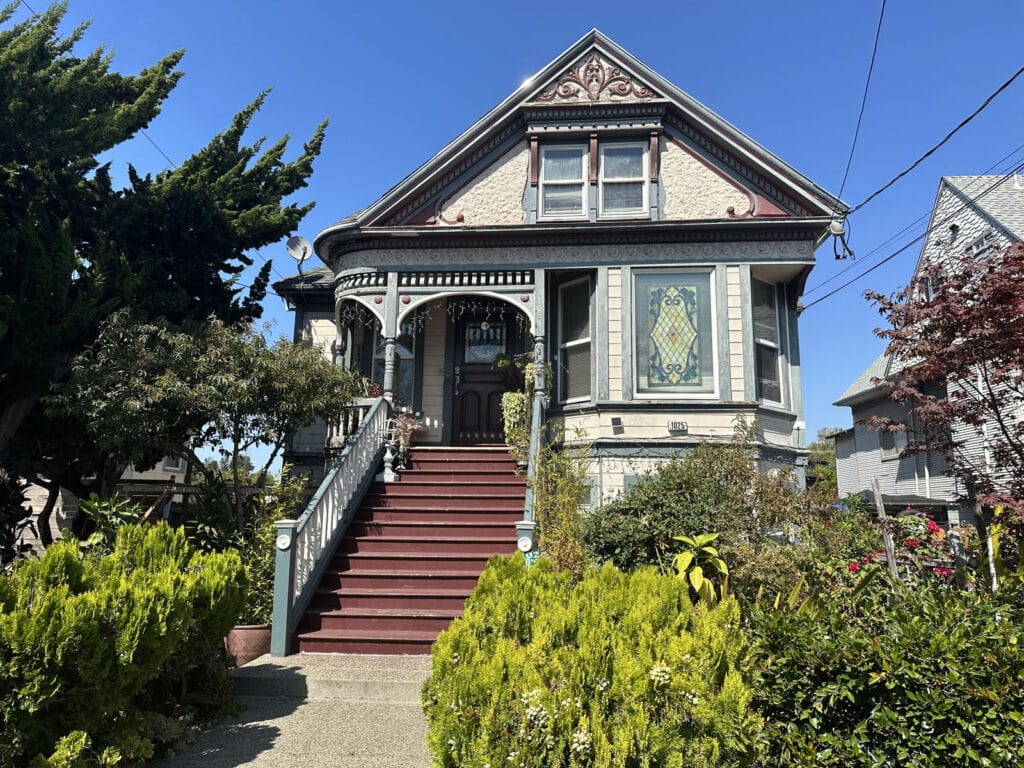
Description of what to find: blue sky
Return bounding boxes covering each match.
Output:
[25,0,1024,440]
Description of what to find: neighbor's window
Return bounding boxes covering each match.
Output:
[880,427,908,460]
[558,276,592,402]
[634,270,715,395]
[752,279,782,403]
[539,145,586,219]
[599,142,647,217]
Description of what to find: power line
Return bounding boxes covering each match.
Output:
[805,140,1024,297]
[18,0,39,17]
[803,162,1024,311]
[849,62,1024,215]
[832,0,887,216]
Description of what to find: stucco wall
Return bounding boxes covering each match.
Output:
[439,142,529,226]
[661,138,751,221]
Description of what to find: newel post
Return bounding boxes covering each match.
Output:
[270,519,299,656]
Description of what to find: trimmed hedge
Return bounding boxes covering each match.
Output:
[422,555,761,767]
[0,524,245,766]
[750,574,1024,767]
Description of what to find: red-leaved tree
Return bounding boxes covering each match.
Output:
[866,243,1024,517]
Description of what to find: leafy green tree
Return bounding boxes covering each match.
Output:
[49,313,360,531]
[0,3,326,497]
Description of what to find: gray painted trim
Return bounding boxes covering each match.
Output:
[384,272,399,337]
[596,267,610,401]
[715,265,731,400]
[412,308,426,413]
[786,287,805,435]
[533,269,546,335]
[620,266,634,400]
[739,264,755,400]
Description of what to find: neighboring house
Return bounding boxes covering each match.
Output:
[834,174,1024,525]
[276,30,846,499]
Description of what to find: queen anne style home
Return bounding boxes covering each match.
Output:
[268,31,845,655]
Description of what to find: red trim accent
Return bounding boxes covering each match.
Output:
[530,135,538,187]
[589,133,598,184]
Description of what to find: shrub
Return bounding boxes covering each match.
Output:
[422,555,762,767]
[749,572,1024,766]
[532,429,591,577]
[0,523,245,766]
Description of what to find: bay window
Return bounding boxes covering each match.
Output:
[752,279,782,403]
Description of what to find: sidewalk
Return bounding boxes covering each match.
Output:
[162,653,433,768]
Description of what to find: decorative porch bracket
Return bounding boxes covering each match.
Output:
[271,396,392,656]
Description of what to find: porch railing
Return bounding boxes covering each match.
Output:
[517,390,547,552]
[326,398,377,459]
[271,396,391,656]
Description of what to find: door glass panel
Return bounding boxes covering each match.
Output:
[463,322,506,364]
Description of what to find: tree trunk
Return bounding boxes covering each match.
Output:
[36,481,59,548]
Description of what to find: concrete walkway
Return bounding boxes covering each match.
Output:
[163,653,433,768]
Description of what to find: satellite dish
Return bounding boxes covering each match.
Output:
[286,235,312,265]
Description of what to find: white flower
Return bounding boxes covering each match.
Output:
[649,663,671,685]
[571,729,592,754]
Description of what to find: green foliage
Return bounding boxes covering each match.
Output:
[423,555,762,767]
[500,390,530,463]
[77,494,141,554]
[0,473,33,568]
[673,533,729,605]
[532,428,591,577]
[749,572,1024,766]
[0,523,245,766]
[0,2,327,515]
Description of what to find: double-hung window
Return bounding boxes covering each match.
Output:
[880,427,908,460]
[539,146,586,219]
[752,279,783,404]
[538,141,650,220]
[634,270,715,396]
[558,277,592,402]
[599,143,647,217]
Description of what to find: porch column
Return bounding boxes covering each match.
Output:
[381,272,400,403]
[332,299,347,368]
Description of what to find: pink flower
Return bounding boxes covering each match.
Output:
[848,561,862,573]
[927,519,941,534]
[905,539,920,549]
[934,567,954,578]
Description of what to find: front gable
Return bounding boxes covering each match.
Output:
[319,30,842,251]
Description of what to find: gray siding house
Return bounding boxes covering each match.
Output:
[834,174,1024,523]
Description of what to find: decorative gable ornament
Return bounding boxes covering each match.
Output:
[535,53,658,103]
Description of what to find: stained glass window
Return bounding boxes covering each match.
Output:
[634,271,714,395]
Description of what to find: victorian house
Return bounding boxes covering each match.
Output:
[269,31,845,654]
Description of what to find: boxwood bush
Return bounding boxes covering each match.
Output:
[0,523,245,766]
[749,573,1024,767]
[422,554,761,767]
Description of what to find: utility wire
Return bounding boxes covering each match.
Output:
[803,162,1024,311]
[805,140,1024,296]
[18,0,39,17]
[831,0,887,217]
[849,62,1024,215]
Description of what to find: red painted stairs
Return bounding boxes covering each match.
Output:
[295,446,525,654]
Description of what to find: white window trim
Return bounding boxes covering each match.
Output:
[632,268,718,400]
[538,144,588,221]
[598,141,649,219]
[753,279,784,407]
[162,455,186,473]
[558,276,592,404]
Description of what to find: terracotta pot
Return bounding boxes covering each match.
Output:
[224,624,271,667]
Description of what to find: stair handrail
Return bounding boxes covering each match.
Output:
[271,396,392,656]
[517,389,546,553]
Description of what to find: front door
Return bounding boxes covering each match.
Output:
[452,315,517,444]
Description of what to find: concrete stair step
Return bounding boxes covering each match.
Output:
[231,652,431,700]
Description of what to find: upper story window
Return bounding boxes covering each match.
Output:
[599,143,647,217]
[880,426,908,460]
[539,145,587,219]
[537,140,650,221]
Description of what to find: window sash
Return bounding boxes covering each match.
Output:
[752,280,783,403]
[599,143,647,216]
[540,146,586,218]
[558,277,592,402]
[634,270,715,395]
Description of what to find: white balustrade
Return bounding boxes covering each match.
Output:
[272,397,391,655]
